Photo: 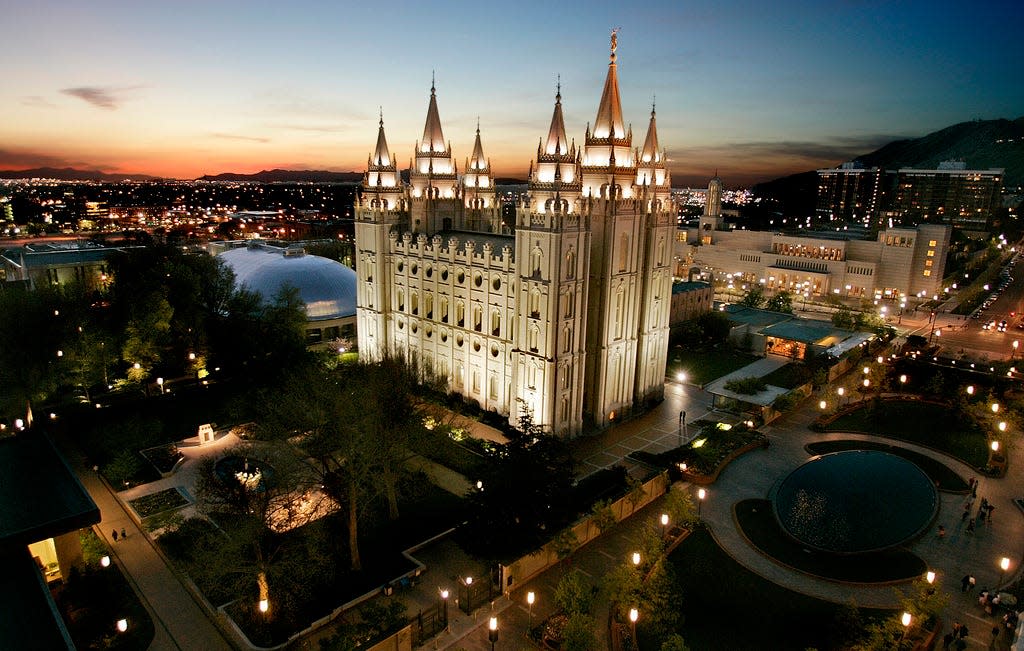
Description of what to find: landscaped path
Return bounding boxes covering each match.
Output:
[55,433,234,651]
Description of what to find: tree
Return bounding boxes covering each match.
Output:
[738,285,765,308]
[832,305,855,329]
[0,286,70,424]
[460,406,576,558]
[588,499,617,539]
[552,527,580,568]
[561,613,597,651]
[765,290,794,314]
[660,634,691,651]
[555,569,595,616]
[663,487,697,527]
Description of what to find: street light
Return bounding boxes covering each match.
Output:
[1014,341,1020,359]
[157,377,165,394]
[992,403,1000,413]
[991,441,1000,452]
[676,371,686,383]
[100,555,110,568]
[967,385,975,396]
[1000,557,1011,586]
[527,591,535,629]
[631,552,641,567]
[629,608,639,646]
[440,588,450,631]
[837,387,845,405]
[488,616,498,651]
[998,422,1007,432]
[900,612,912,644]
[926,571,935,584]
[660,513,669,538]
[116,619,128,633]
[697,488,706,518]
[819,400,827,410]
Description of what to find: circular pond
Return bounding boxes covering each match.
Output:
[772,450,938,554]
[214,455,275,492]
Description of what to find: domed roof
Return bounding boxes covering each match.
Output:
[219,243,357,321]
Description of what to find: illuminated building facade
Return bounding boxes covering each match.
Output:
[816,162,884,225]
[893,162,1003,230]
[355,35,675,436]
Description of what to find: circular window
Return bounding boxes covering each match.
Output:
[474,273,483,288]
[426,265,433,278]
[492,277,501,291]
[397,261,404,273]
[473,341,481,352]
[457,271,466,284]
[425,326,432,338]
[411,323,418,334]
[490,345,499,358]
[441,331,448,343]
[397,319,404,330]
[456,335,464,347]
[411,264,418,276]
[441,267,449,281]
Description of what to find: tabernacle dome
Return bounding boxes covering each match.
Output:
[217,241,357,345]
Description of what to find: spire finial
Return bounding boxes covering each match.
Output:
[556,74,561,101]
[651,94,656,116]
[431,70,436,94]
[610,28,619,63]
[476,116,480,133]
[379,106,383,126]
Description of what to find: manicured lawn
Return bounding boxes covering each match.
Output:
[652,526,889,650]
[762,363,813,389]
[669,348,760,386]
[824,400,989,468]
[806,440,969,492]
[735,500,928,583]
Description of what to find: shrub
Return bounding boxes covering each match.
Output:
[723,376,768,395]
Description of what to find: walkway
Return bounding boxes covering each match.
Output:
[55,434,234,651]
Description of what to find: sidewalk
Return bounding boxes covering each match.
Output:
[55,434,234,651]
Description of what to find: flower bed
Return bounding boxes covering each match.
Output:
[140,444,183,475]
[629,426,768,483]
[128,488,189,519]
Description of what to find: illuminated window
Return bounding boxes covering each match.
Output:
[925,260,933,267]
[929,240,937,246]
[923,270,931,277]
[530,288,541,319]
[927,250,934,257]
[491,309,500,337]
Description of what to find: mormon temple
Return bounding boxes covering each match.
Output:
[355,34,675,437]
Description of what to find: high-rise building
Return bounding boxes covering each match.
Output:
[892,161,1003,230]
[355,35,675,437]
[816,162,884,225]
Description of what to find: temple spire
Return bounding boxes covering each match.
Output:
[469,119,486,170]
[593,29,625,139]
[544,77,568,155]
[639,101,660,164]
[421,77,446,152]
[373,109,391,166]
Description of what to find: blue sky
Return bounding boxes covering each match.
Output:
[1,0,1021,184]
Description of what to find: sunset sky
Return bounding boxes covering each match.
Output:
[2,0,1021,186]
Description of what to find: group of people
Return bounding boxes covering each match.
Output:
[111,527,127,542]
[942,622,969,649]
[960,479,995,534]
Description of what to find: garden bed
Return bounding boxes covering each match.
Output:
[140,443,184,475]
[820,399,989,468]
[650,525,891,650]
[629,425,768,481]
[735,499,928,583]
[128,487,189,519]
[669,348,760,386]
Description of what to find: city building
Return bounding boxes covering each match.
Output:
[0,433,100,649]
[892,161,1004,231]
[355,35,675,437]
[1,241,120,291]
[680,178,952,301]
[669,281,713,325]
[816,162,884,225]
[214,241,357,348]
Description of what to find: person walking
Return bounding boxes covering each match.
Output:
[112,529,118,542]
[967,518,976,534]
[962,576,972,592]
[120,527,127,540]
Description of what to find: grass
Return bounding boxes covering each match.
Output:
[806,440,969,492]
[630,426,766,476]
[128,487,189,519]
[735,499,928,583]
[824,400,989,468]
[652,526,890,651]
[669,347,759,386]
[762,363,813,389]
[409,429,489,478]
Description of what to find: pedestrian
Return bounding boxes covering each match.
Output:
[978,508,987,524]
[943,631,955,649]
[120,527,127,540]
[959,623,969,639]
[969,576,976,591]
[987,503,995,521]
[112,529,118,542]
[962,575,972,592]
[938,524,946,538]
[967,518,975,534]
[993,625,1001,642]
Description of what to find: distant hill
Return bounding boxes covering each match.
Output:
[753,117,1024,215]
[0,167,158,181]
[198,169,363,183]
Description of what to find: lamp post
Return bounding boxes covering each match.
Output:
[628,608,639,649]
[488,616,498,651]
[926,571,935,585]
[837,387,845,406]
[527,591,535,630]
[116,619,128,633]
[1000,557,1011,587]
[900,612,912,645]
[899,375,907,393]
[697,488,706,518]
[157,377,165,394]
[660,513,669,539]
[440,588,449,632]
[992,403,1000,414]
[631,552,641,568]
[992,440,1001,453]
[1014,340,1019,359]
[678,410,686,446]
